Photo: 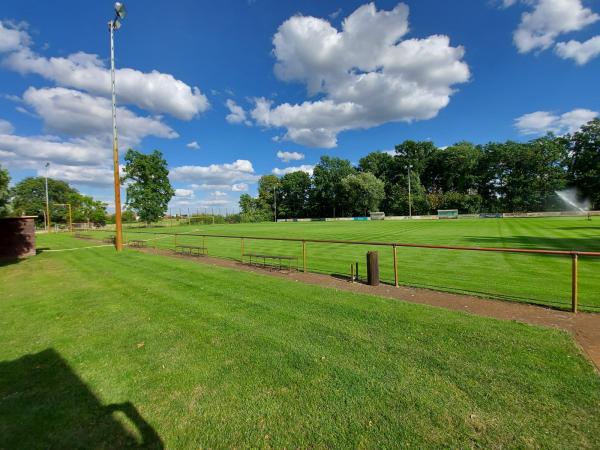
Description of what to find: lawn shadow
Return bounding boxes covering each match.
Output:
[0,348,163,449]
[464,235,600,252]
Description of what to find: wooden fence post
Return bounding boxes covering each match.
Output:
[572,253,578,313]
[241,238,245,262]
[302,241,307,272]
[393,245,398,287]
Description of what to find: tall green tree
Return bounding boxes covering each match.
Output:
[423,142,482,193]
[312,156,356,217]
[239,193,271,222]
[565,118,600,209]
[122,149,175,224]
[0,164,10,217]
[341,172,385,216]
[279,171,311,218]
[72,194,108,225]
[358,151,395,182]
[478,138,567,212]
[11,177,78,224]
[257,175,281,220]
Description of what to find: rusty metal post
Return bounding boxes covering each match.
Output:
[572,253,579,313]
[302,241,307,272]
[393,245,398,287]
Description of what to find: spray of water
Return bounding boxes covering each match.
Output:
[555,188,591,219]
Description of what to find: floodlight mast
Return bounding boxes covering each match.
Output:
[44,162,51,232]
[108,2,126,251]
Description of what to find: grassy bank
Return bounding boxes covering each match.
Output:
[1,234,599,448]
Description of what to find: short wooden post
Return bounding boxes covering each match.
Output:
[350,263,354,282]
[241,238,245,262]
[393,245,398,287]
[302,241,307,272]
[572,253,578,313]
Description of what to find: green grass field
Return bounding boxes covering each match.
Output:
[103,217,600,310]
[1,234,599,448]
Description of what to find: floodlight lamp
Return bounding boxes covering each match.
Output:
[114,2,127,19]
[113,19,122,30]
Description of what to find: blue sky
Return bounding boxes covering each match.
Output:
[0,0,598,213]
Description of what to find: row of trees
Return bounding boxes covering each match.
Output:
[0,170,108,225]
[0,149,175,226]
[240,119,600,219]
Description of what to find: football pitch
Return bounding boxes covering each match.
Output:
[113,216,600,311]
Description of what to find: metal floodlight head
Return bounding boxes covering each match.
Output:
[113,19,122,30]
[45,162,50,168]
[114,2,127,19]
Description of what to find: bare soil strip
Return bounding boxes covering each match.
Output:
[134,247,600,371]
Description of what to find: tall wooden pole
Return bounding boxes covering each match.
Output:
[110,21,123,251]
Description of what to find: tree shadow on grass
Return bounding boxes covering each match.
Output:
[463,235,600,252]
[0,349,163,449]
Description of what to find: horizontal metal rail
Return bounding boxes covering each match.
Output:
[91,229,600,312]
[116,230,600,257]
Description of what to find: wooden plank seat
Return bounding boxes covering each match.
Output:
[175,244,207,257]
[128,239,147,248]
[242,252,298,272]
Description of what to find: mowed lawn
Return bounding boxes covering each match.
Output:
[112,217,600,310]
[1,234,599,448]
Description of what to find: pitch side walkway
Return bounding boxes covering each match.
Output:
[135,247,600,370]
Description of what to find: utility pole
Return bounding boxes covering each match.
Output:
[44,162,51,233]
[108,2,127,251]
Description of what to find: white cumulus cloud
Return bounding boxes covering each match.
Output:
[276,150,305,162]
[22,87,178,148]
[509,0,599,53]
[0,119,14,134]
[186,140,201,149]
[0,21,29,53]
[225,99,251,125]
[175,188,194,198]
[0,19,209,120]
[170,160,258,186]
[515,108,598,134]
[555,35,600,64]
[250,2,470,148]
[272,165,315,176]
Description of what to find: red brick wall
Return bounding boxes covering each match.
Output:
[0,217,37,258]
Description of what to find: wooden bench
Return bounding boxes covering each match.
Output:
[74,232,92,239]
[243,253,298,272]
[128,239,147,248]
[175,245,207,257]
[103,236,116,244]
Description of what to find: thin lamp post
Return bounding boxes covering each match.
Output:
[44,162,51,232]
[108,2,127,251]
[273,186,277,222]
[408,164,413,218]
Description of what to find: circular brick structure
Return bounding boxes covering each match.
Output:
[0,216,37,258]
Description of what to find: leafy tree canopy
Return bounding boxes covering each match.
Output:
[122,149,175,224]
